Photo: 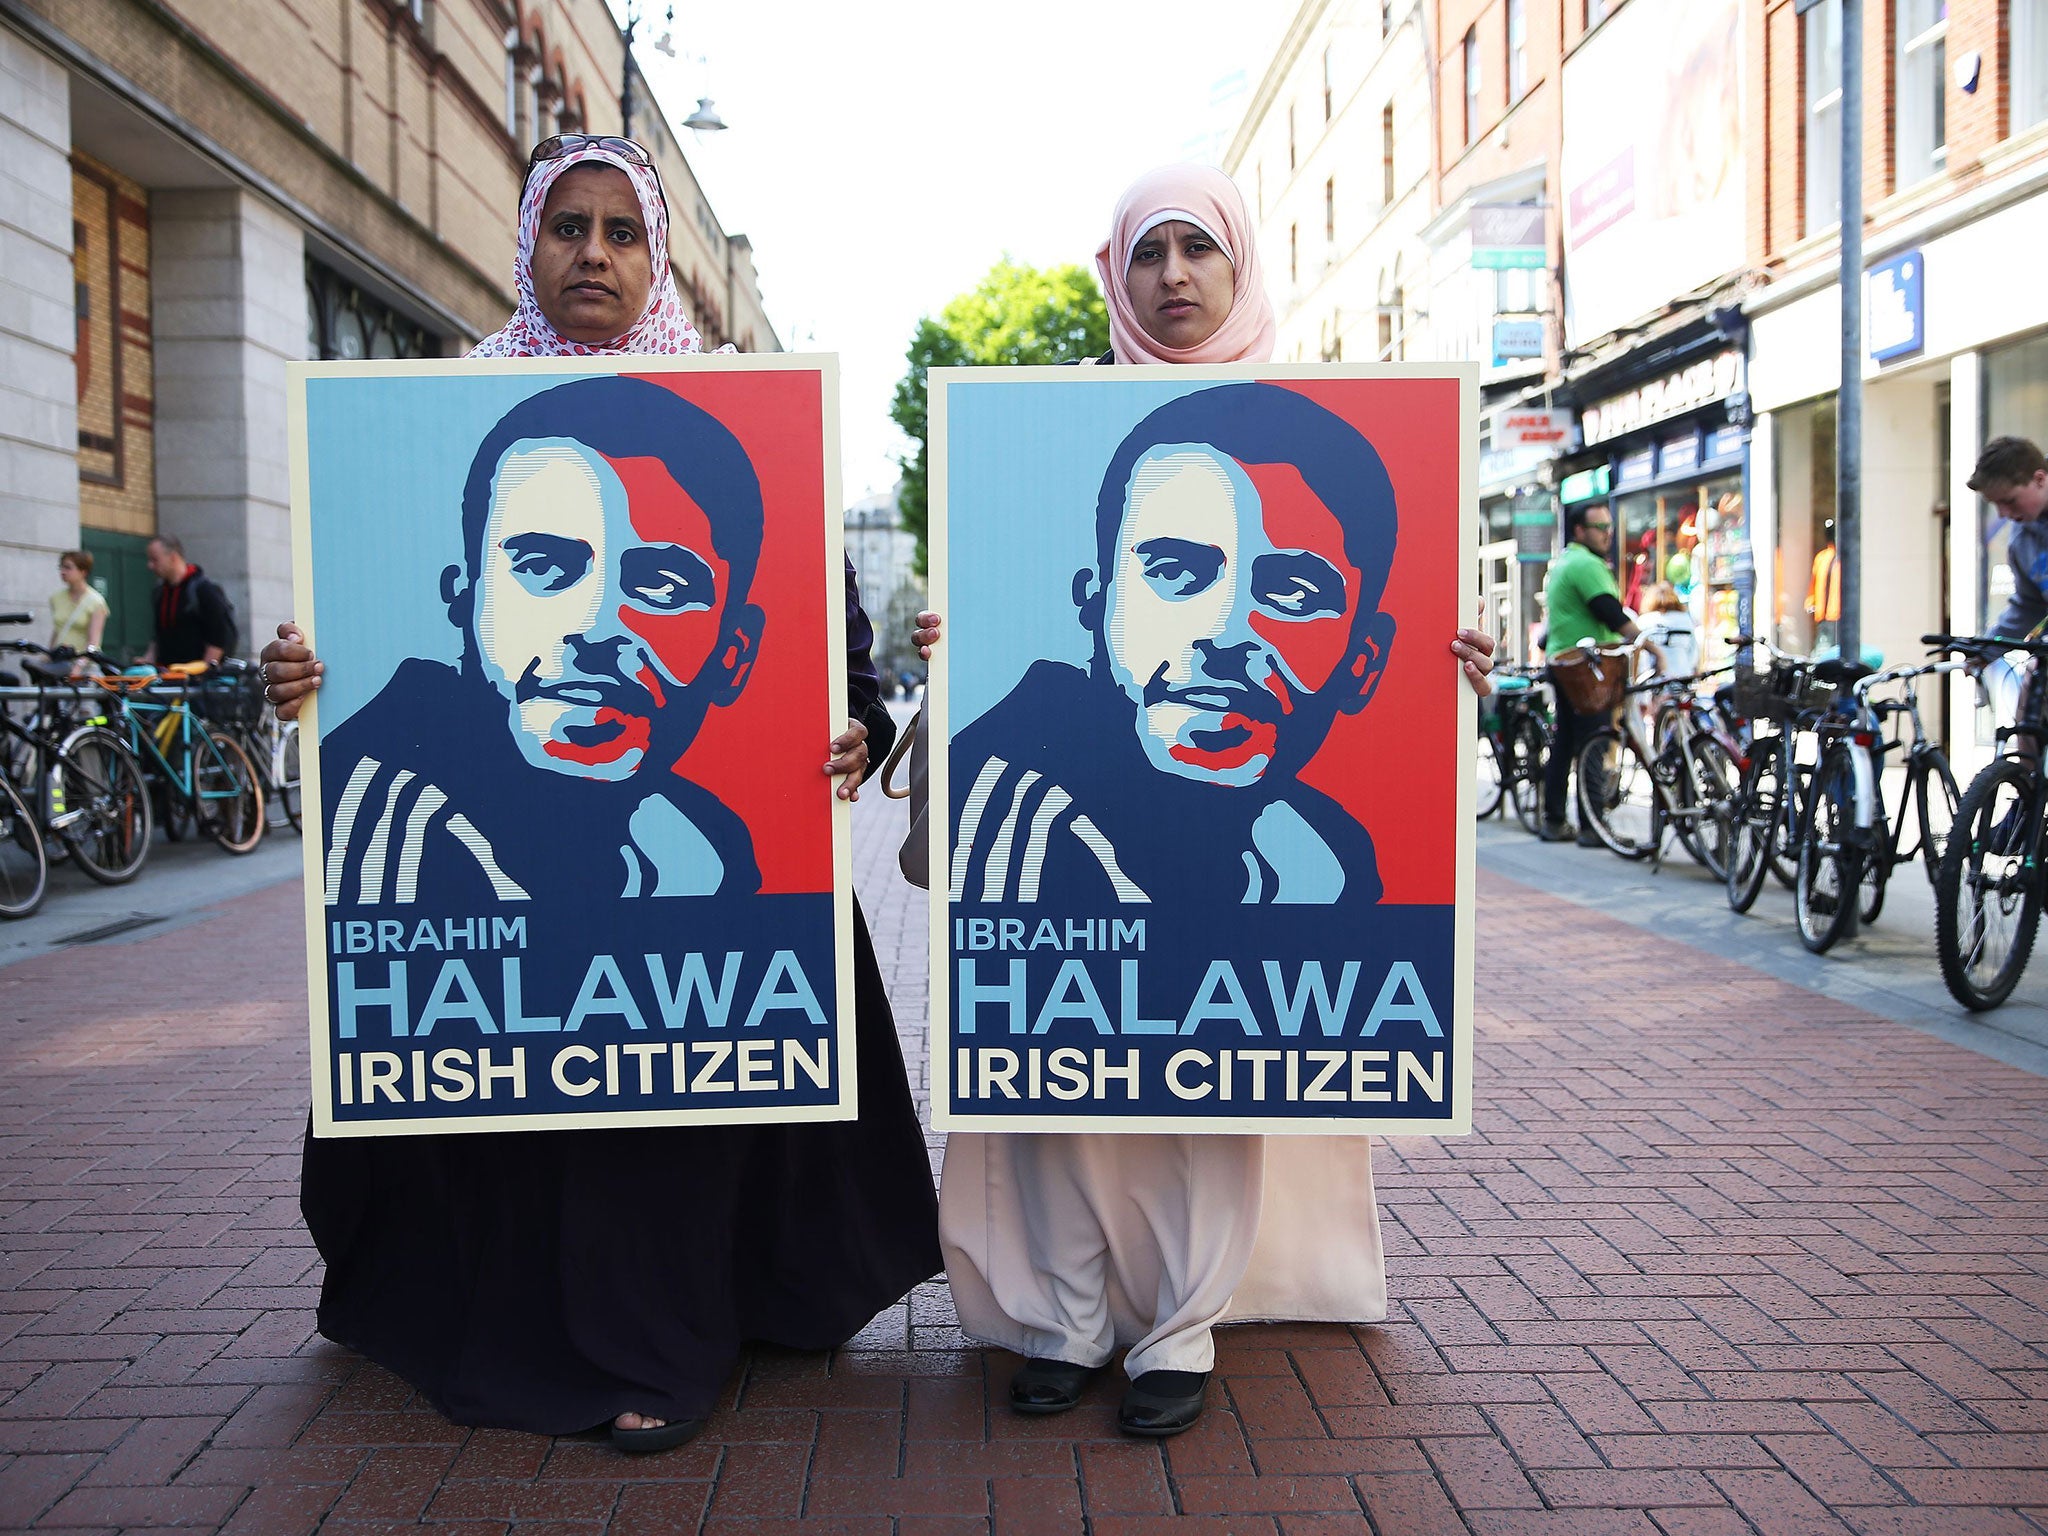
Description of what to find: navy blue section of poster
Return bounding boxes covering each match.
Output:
[324,892,839,1123]
[947,903,1455,1123]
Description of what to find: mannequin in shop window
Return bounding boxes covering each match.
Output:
[1808,526,1841,651]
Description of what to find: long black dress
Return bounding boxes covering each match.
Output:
[301,565,940,1434]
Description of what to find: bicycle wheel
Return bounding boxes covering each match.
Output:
[274,720,301,833]
[1476,730,1506,819]
[1576,728,1659,859]
[1794,744,1863,953]
[192,727,265,854]
[1916,751,1960,882]
[1935,757,2045,1011]
[52,726,152,885]
[0,774,47,919]
[1726,739,1782,914]
[1678,734,1739,880]
[1770,757,1807,888]
[1509,715,1548,834]
[1860,783,1891,927]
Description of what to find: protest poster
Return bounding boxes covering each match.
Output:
[927,364,1476,1134]
[288,356,855,1136]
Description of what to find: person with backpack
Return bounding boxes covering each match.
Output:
[143,534,237,665]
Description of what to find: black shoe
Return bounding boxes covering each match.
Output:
[1118,1370,1209,1438]
[1539,820,1575,842]
[1010,1357,1099,1415]
[610,1416,705,1454]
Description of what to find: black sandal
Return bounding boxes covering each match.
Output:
[610,1416,705,1454]
[1117,1370,1209,1437]
[1009,1357,1100,1414]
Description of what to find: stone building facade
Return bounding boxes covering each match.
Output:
[0,0,776,658]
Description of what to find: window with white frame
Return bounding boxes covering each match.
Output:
[1508,0,1528,102]
[504,31,519,136]
[1804,0,1842,233]
[2017,0,2048,133]
[1895,0,1947,184]
[1463,27,1480,145]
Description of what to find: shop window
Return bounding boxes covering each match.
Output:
[306,259,434,361]
[1773,400,1838,653]
[1982,335,2048,634]
[1507,0,1528,103]
[1463,28,1480,146]
[1805,0,1843,233]
[2015,0,2048,133]
[1895,0,1948,184]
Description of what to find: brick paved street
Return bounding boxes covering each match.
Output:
[3,795,2047,1534]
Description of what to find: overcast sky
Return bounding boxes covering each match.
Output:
[614,0,1292,501]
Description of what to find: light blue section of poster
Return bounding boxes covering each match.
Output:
[945,376,1233,729]
[304,372,554,731]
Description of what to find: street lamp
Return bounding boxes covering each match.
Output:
[618,0,673,141]
[682,97,728,132]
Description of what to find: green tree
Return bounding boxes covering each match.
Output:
[890,258,1110,574]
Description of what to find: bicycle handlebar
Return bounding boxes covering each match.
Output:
[1921,631,2048,659]
[1853,658,1971,697]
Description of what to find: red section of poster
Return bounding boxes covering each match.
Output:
[635,369,833,895]
[1280,376,1461,907]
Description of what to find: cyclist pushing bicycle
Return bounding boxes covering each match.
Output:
[1968,436,2048,730]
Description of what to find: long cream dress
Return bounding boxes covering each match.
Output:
[939,1130,1386,1378]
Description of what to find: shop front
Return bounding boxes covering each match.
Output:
[1559,345,1753,672]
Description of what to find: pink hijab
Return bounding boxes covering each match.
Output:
[1094,164,1277,366]
[470,145,704,358]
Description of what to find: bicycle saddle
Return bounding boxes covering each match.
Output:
[1811,658,1875,686]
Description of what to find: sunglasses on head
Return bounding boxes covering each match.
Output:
[524,135,667,207]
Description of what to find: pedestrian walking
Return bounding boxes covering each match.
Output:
[254,136,940,1452]
[49,549,108,665]
[913,164,1495,1438]
[142,534,236,666]
[1541,504,1660,844]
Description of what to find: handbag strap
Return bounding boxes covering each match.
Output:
[879,709,920,800]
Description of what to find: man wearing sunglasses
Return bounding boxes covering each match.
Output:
[1541,504,1661,845]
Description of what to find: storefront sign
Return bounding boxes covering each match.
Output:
[1581,351,1745,446]
[1659,432,1700,476]
[1559,0,1744,346]
[1491,319,1545,365]
[1513,502,1559,564]
[1705,424,1746,464]
[1494,407,1573,451]
[1867,250,1924,363]
[928,364,1475,1135]
[1615,447,1656,489]
[1472,204,1546,270]
[1558,464,1611,504]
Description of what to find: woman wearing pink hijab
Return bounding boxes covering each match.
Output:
[917,164,1493,1437]
[259,138,940,1452]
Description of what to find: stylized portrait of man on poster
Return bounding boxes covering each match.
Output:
[320,374,765,910]
[948,381,1396,913]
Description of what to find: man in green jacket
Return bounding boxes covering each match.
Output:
[1542,505,1660,844]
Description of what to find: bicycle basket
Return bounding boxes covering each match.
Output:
[1729,658,1835,725]
[1548,646,1628,714]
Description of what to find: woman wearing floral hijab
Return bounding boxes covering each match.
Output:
[917,165,1495,1438]
[260,139,940,1452]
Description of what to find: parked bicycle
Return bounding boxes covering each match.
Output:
[1574,644,1741,878]
[1845,655,1965,926]
[1477,664,1551,832]
[1726,637,1826,914]
[1931,632,2048,1009]
[86,663,265,856]
[0,634,153,888]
